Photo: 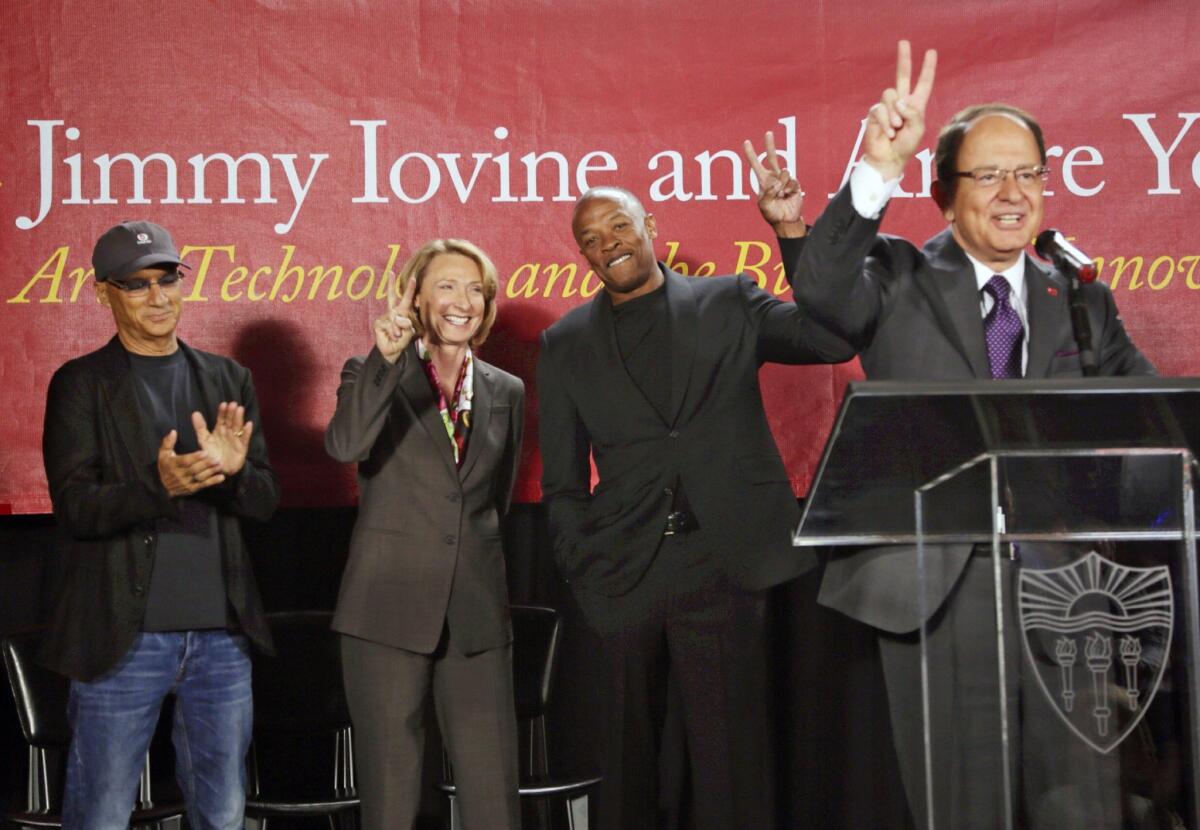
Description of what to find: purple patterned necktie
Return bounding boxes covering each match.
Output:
[983,274,1023,379]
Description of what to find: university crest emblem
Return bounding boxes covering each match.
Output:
[1018,550,1172,754]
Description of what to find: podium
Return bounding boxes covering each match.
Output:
[796,377,1200,829]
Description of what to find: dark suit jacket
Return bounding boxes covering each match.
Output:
[41,336,280,681]
[537,265,856,597]
[787,184,1156,633]
[325,343,525,656]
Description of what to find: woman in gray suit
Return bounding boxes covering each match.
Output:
[325,239,525,829]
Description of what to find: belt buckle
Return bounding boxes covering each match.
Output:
[664,510,689,537]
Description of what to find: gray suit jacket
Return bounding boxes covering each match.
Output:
[786,185,1156,633]
[325,343,525,655]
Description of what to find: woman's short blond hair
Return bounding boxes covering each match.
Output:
[391,239,500,348]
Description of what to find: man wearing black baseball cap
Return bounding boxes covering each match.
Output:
[41,220,280,828]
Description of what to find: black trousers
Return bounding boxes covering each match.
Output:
[570,528,775,830]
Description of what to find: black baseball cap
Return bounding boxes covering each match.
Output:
[92,220,187,282]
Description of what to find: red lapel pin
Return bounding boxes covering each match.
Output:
[1047,286,1059,297]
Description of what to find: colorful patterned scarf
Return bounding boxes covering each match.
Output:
[417,340,474,467]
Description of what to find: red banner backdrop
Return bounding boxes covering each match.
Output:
[3,1,1198,513]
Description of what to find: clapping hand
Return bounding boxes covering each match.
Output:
[863,40,937,181]
[743,130,806,238]
[157,436,223,497]
[157,402,253,496]
[194,401,253,476]
[374,274,418,364]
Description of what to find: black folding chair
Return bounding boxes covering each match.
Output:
[1,629,184,829]
[245,610,358,829]
[440,605,601,829]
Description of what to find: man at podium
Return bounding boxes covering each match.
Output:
[780,41,1157,827]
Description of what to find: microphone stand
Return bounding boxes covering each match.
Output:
[1067,274,1099,377]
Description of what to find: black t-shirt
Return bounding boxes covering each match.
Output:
[610,284,692,516]
[611,283,671,422]
[127,349,231,631]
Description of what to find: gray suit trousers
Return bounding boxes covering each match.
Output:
[340,632,520,830]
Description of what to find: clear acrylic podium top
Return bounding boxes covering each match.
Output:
[794,377,1200,547]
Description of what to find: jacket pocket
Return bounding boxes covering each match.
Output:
[1047,352,1083,377]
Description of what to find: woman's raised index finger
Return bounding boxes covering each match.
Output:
[396,275,417,313]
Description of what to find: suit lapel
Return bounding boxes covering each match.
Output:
[587,292,622,366]
[1024,258,1069,379]
[96,337,160,480]
[664,269,697,427]
[458,360,493,483]
[920,230,990,378]
[397,343,459,480]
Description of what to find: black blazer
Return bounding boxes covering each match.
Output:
[537,265,856,597]
[41,336,280,681]
[325,344,525,656]
[788,185,1156,633]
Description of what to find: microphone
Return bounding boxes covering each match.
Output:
[1035,229,1097,284]
[1035,229,1099,376]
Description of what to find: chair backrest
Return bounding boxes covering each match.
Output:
[252,610,350,733]
[510,605,559,722]
[2,629,71,748]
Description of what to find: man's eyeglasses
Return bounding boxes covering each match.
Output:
[951,165,1050,189]
[106,270,186,295]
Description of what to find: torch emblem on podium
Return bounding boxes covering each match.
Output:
[1018,550,1172,754]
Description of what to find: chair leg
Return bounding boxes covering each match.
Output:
[326,810,359,830]
[534,717,553,830]
[139,749,181,830]
[137,751,154,808]
[449,793,462,830]
[244,741,266,830]
[335,726,356,796]
[29,745,47,812]
[567,794,588,830]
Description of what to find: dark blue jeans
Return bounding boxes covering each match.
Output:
[63,630,253,830]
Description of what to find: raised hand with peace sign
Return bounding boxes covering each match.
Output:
[742,130,807,238]
[374,273,418,364]
[864,40,937,181]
